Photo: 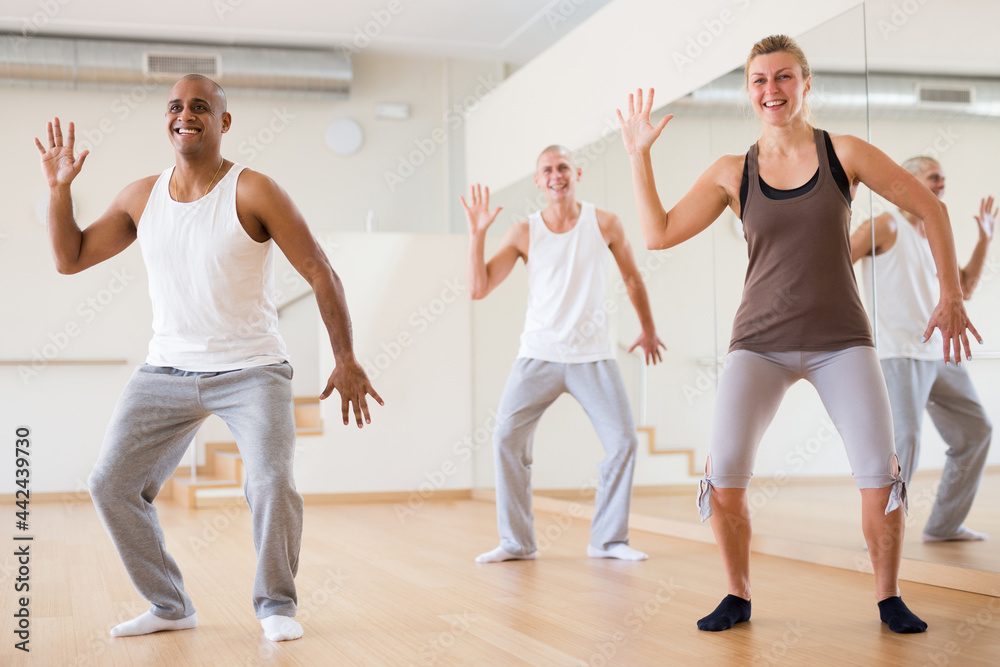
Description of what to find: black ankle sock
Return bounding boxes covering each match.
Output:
[878,596,927,633]
[697,594,751,631]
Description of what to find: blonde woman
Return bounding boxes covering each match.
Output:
[618,35,977,633]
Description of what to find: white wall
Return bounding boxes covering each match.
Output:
[0,52,495,494]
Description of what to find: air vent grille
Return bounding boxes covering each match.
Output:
[145,53,220,76]
[917,85,973,105]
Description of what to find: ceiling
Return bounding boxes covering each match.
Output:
[0,0,614,65]
[0,0,995,74]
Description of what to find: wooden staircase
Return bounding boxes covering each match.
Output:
[165,396,323,509]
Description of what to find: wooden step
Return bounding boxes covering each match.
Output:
[166,396,322,508]
[170,474,240,508]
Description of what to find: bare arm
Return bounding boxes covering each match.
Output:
[462,184,526,299]
[836,135,978,361]
[35,118,141,274]
[849,213,896,264]
[959,196,996,298]
[618,89,733,250]
[600,211,666,365]
[237,170,382,427]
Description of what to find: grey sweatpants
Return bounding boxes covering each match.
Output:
[89,362,303,620]
[881,358,992,537]
[492,358,638,555]
[699,347,906,521]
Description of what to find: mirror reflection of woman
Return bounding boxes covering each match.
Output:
[618,34,978,634]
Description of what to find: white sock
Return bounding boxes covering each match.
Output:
[110,611,197,637]
[475,545,537,563]
[261,615,303,642]
[922,526,988,543]
[587,544,648,561]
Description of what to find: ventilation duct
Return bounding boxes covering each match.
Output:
[0,35,351,98]
[668,70,1000,120]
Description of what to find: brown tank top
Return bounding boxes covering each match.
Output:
[729,128,873,352]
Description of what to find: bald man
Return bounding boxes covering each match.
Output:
[36,75,382,642]
[851,156,994,543]
[465,145,665,564]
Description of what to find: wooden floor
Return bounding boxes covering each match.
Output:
[2,499,999,666]
[626,469,1000,573]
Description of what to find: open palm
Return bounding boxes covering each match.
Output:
[35,118,89,188]
[616,88,673,156]
[461,183,502,235]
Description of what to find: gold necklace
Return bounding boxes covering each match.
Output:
[171,158,225,201]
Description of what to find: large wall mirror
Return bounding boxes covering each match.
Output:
[470,2,999,587]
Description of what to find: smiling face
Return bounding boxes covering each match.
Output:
[534,148,581,202]
[915,161,946,199]
[746,51,811,127]
[165,75,231,155]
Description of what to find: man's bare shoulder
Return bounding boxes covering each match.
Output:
[234,166,281,195]
[874,211,897,232]
[116,175,159,223]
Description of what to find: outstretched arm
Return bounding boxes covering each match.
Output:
[618,88,733,250]
[837,135,978,362]
[601,213,666,365]
[959,196,996,298]
[35,117,139,274]
[462,184,524,299]
[238,171,382,427]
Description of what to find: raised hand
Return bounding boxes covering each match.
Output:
[460,183,502,235]
[975,195,996,241]
[616,88,673,157]
[321,358,384,428]
[628,331,667,366]
[35,118,89,188]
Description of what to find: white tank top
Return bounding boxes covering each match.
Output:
[860,207,942,360]
[137,163,288,371]
[517,202,615,363]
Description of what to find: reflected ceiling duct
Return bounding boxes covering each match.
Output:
[0,34,351,98]
[669,70,1000,120]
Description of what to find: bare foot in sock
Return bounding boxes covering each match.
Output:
[261,615,303,642]
[475,546,537,563]
[110,611,197,637]
[697,595,751,631]
[587,544,648,561]
[922,526,988,543]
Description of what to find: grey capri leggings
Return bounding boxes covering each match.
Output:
[697,346,906,521]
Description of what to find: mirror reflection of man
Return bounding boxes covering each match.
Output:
[464,145,665,564]
[851,156,994,542]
